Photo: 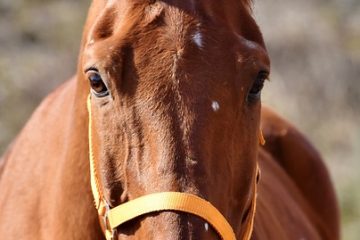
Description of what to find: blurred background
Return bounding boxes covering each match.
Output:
[0,0,359,238]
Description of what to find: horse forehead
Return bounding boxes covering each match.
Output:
[85,3,205,61]
[87,0,245,34]
[84,1,263,70]
[86,1,189,42]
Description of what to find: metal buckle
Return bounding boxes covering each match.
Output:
[101,202,117,240]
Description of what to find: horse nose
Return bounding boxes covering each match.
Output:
[117,211,220,240]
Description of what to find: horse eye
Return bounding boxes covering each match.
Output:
[87,70,109,97]
[247,71,268,102]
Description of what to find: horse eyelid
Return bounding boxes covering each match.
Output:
[84,66,99,73]
[258,70,270,79]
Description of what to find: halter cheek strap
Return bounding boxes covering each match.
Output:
[87,95,257,240]
[259,128,266,146]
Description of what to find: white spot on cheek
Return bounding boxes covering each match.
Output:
[204,223,209,231]
[244,39,258,49]
[211,101,220,112]
[193,31,203,48]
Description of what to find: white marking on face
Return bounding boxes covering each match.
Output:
[211,101,220,112]
[204,223,209,231]
[186,156,198,166]
[243,39,258,49]
[171,55,178,80]
[193,31,203,48]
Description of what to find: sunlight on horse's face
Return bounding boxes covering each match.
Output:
[81,1,269,239]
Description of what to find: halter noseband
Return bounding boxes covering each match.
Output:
[87,95,258,240]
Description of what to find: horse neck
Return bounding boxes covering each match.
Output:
[52,77,105,237]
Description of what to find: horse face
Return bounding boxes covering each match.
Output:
[80,1,269,239]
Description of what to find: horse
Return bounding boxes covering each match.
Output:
[0,0,340,239]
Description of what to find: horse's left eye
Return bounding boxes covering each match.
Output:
[87,70,109,97]
[247,71,268,102]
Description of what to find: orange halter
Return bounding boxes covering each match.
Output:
[87,95,259,240]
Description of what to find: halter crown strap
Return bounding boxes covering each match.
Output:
[87,95,256,240]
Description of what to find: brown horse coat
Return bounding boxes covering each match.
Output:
[0,78,339,239]
[0,0,339,239]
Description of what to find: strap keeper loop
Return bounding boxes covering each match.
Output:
[100,201,117,240]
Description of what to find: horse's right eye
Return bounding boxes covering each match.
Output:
[247,71,269,103]
[86,70,109,97]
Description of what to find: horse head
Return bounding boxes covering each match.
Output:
[79,0,270,239]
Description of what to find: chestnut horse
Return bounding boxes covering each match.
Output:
[0,0,339,239]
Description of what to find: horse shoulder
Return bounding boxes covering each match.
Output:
[254,149,322,240]
[258,106,340,240]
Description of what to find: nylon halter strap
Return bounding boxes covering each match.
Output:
[87,95,259,240]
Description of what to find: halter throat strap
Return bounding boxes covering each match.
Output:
[87,95,257,240]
